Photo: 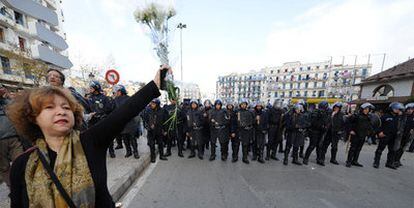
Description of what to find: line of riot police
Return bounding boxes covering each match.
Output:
[148,96,414,170]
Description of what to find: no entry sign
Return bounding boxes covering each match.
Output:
[105,69,120,85]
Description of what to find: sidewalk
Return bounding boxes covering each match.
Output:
[0,137,150,208]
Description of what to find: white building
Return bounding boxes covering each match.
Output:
[216,60,371,104]
[0,0,72,89]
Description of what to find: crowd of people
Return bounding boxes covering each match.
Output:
[0,65,413,207]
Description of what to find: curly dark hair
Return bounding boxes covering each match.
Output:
[6,87,84,142]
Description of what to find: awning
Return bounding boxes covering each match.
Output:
[291,98,344,104]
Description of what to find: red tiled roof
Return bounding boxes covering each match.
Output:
[362,58,414,84]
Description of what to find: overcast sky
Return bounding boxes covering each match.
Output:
[62,0,414,93]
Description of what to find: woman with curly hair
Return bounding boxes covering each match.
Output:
[7,66,168,208]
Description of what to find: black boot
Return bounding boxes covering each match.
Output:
[150,146,156,163]
[292,148,302,165]
[252,146,257,161]
[115,137,123,149]
[330,149,339,165]
[385,151,397,169]
[124,138,132,158]
[352,151,363,167]
[130,138,140,159]
[258,149,265,164]
[265,145,270,161]
[299,146,304,158]
[303,149,311,165]
[188,146,196,158]
[242,145,249,164]
[283,148,290,165]
[159,146,168,161]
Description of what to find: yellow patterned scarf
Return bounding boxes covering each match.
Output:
[25,130,95,208]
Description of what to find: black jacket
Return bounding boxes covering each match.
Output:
[10,81,160,208]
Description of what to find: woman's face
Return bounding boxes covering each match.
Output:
[35,95,75,137]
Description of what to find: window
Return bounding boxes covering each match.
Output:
[373,85,394,97]
[14,11,24,26]
[307,66,311,70]
[315,73,318,79]
[1,56,11,74]
[313,82,317,88]
[289,83,293,89]
[305,83,309,88]
[274,92,278,97]
[322,82,326,88]
[362,68,368,76]
[0,28,4,42]
[325,65,329,69]
[318,90,325,97]
[304,91,308,97]
[296,91,300,97]
[316,66,320,69]
[298,75,301,80]
[18,37,26,51]
[298,83,301,89]
[323,73,327,79]
[23,63,33,79]
[271,70,273,74]
[289,91,292,97]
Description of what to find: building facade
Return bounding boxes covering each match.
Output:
[355,58,414,110]
[216,60,371,104]
[0,0,72,89]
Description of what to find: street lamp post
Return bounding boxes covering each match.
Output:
[177,23,186,81]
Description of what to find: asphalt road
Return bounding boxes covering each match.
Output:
[125,141,414,208]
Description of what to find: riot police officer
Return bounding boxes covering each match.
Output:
[284,104,309,165]
[202,100,213,150]
[145,99,168,163]
[185,99,205,160]
[266,99,284,161]
[164,98,186,157]
[236,99,255,164]
[303,101,330,166]
[373,102,405,169]
[321,102,346,165]
[114,85,140,159]
[346,102,375,168]
[209,99,231,161]
[253,102,269,163]
[226,102,238,162]
[395,103,414,166]
[87,81,115,157]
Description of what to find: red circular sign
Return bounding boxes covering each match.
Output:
[105,69,120,85]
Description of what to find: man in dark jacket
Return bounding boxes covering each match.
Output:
[303,101,330,166]
[226,102,238,162]
[185,99,205,160]
[0,85,23,186]
[284,104,309,165]
[145,98,168,163]
[236,99,255,164]
[394,103,413,166]
[202,100,213,151]
[373,102,405,169]
[267,99,284,161]
[209,99,230,161]
[321,102,346,165]
[114,85,140,159]
[253,102,269,163]
[346,102,375,168]
[164,98,186,157]
[87,81,114,127]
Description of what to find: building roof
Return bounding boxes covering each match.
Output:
[361,58,414,84]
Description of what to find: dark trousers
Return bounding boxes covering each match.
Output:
[374,136,396,165]
[347,135,365,163]
[304,131,325,161]
[231,137,240,159]
[322,131,340,161]
[148,131,165,157]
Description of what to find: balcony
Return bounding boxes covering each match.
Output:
[33,22,68,50]
[2,0,59,26]
[32,44,72,69]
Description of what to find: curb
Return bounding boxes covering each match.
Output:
[109,152,151,202]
